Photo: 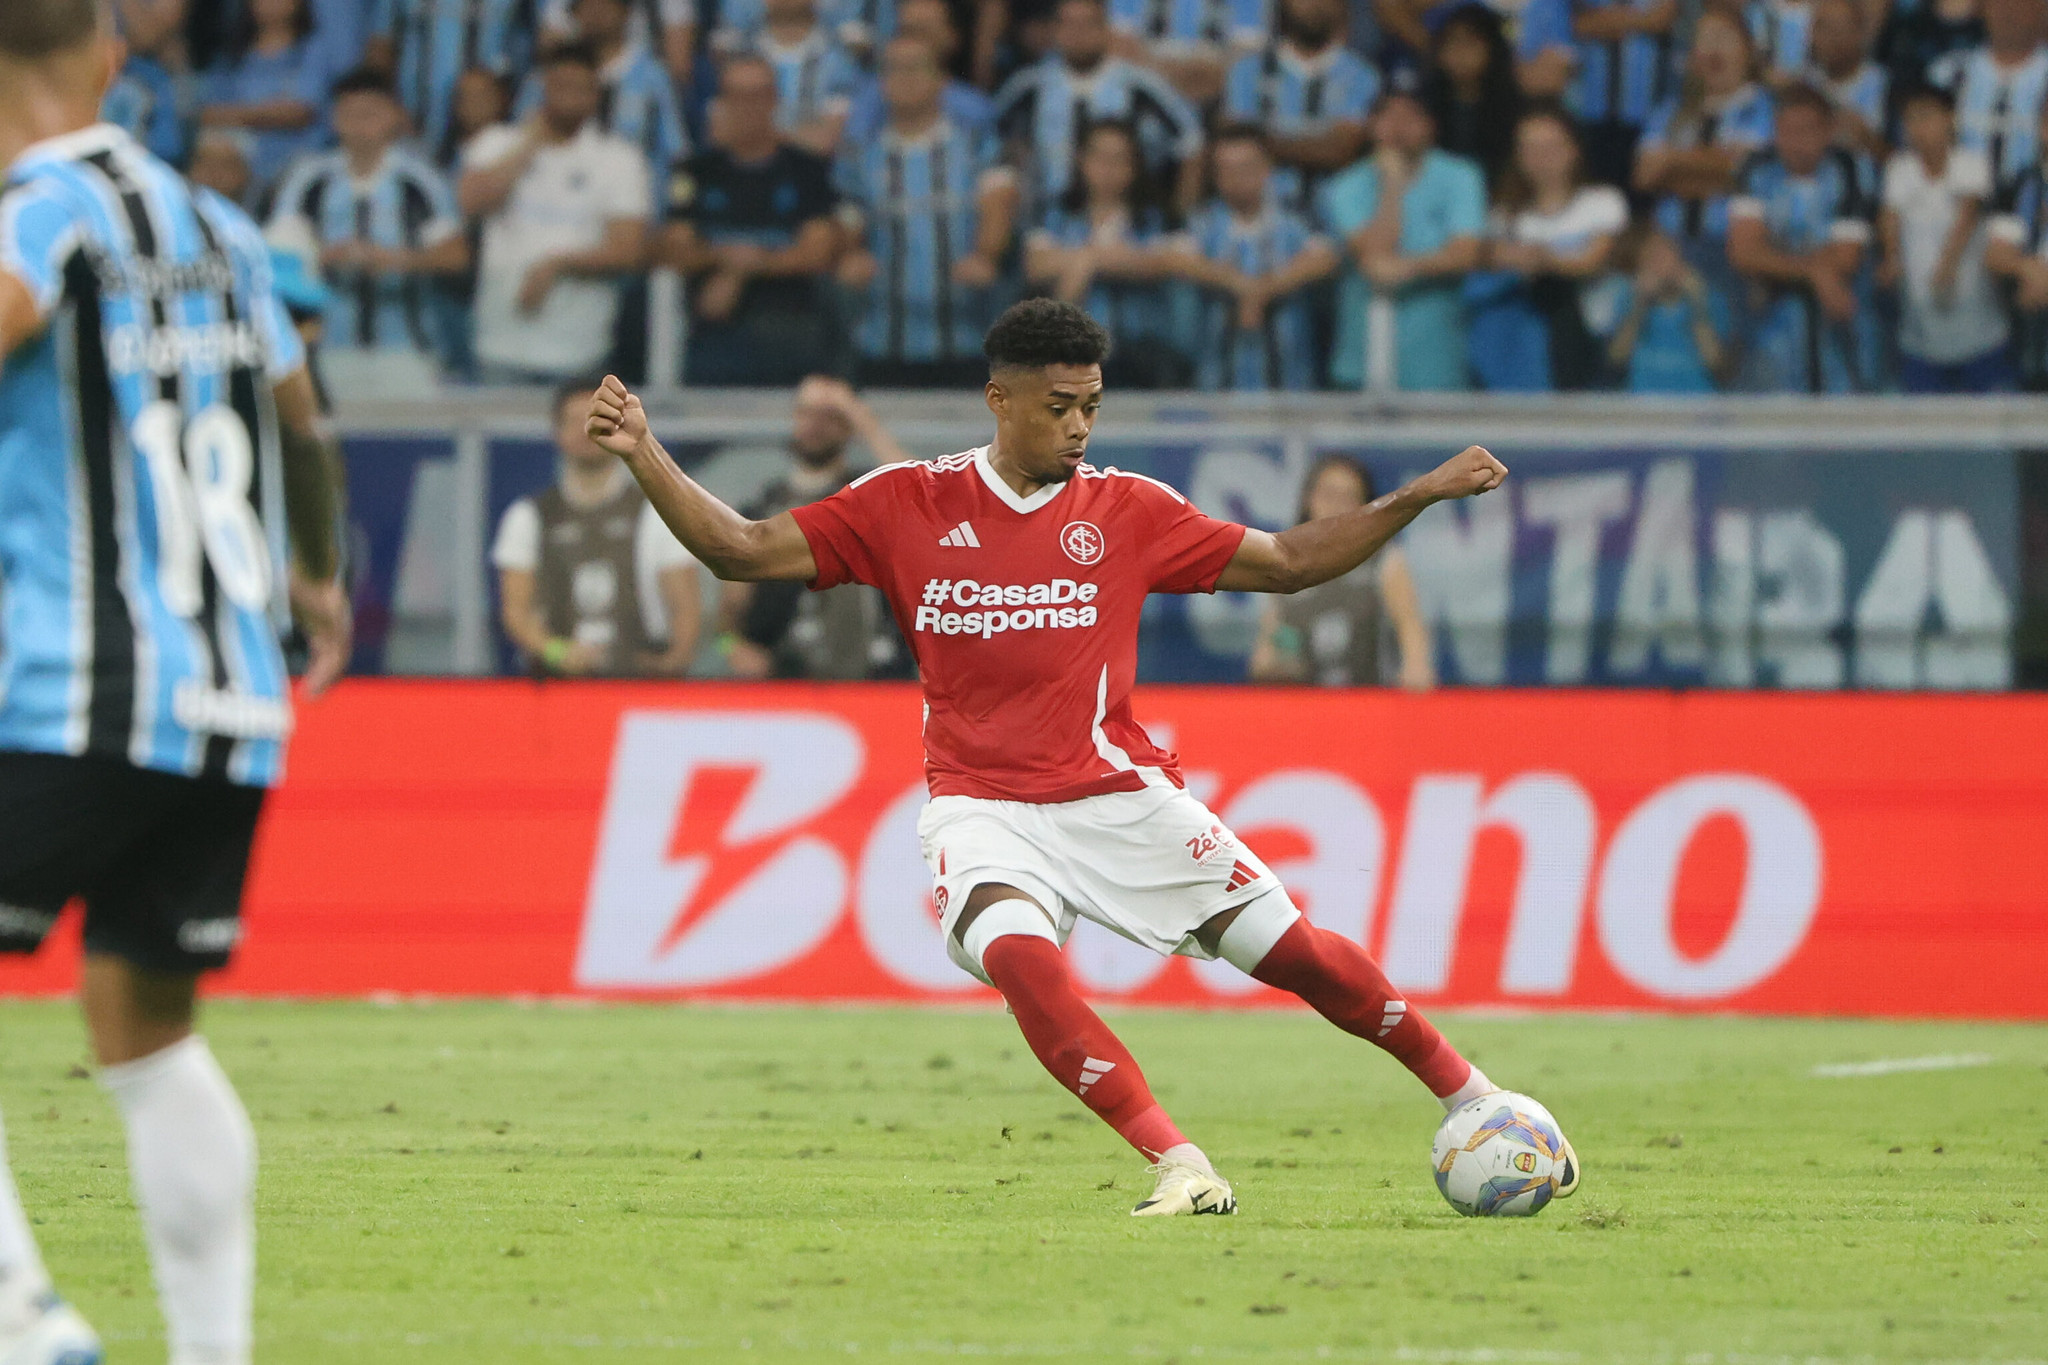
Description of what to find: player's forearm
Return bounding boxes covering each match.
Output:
[1266,484,1435,593]
[620,434,778,580]
[276,371,341,581]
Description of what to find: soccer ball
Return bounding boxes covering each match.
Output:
[1431,1092,1570,1217]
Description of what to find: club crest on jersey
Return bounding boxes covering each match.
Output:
[1060,521,1105,566]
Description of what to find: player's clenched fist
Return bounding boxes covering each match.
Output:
[586,374,649,461]
[1418,445,1507,502]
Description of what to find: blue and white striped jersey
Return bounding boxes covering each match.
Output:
[994,57,1205,207]
[1027,206,1186,347]
[515,43,691,188]
[543,0,696,47]
[268,147,462,353]
[1812,60,1888,135]
[101,58,186,168]
[0,126,304,786]
[1642,83,1777,241]
[1747,0,1815,77]
[751,28,866,134]
[1108,0,1268,52]
[370,0,537,161]
[713,0,890,56]
[1929,44,2048,191]
[1730,145,1876,393]
[1525,0,1675,127]
[1221,41,1378,209]
[837,119,1010,362]
[1185,203,1325,391]
[1729,145,1873,252]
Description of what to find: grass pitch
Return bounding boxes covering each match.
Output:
[2,1001,2043,1364]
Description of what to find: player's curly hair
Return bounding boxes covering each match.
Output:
[983,299,1112,372]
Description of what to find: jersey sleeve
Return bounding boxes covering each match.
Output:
[1123,474,1249,595]
[787,465,914,589]
[0,181,81,317]
[199,189,306,381]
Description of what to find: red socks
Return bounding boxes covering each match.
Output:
[1251,919,1474,1100]
[981,935,1188,1160]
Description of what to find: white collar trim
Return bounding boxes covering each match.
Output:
[975,445,1069,513]
[9,122,127,175]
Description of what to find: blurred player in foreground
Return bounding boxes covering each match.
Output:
[0,1,349,1360]
[587,298,1579,1218]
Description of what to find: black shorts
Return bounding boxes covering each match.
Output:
[0,750,267,974]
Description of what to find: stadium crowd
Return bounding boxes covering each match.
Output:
[99,0,2048,397]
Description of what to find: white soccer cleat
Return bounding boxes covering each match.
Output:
[0,1292,102,1365]
[1131,1160,1236,1217]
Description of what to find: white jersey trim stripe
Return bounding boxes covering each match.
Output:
[1077,464,1189,504]
[1090,663,1170,789]
[975,445,1068,514]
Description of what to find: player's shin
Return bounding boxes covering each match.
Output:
[98,1037,255,1365]
[979,934,1197,1164]
[1238,911,1493,1111]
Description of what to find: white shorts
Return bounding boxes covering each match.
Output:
[915,784,1283,987]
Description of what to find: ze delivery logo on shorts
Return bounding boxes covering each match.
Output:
[915,578,1101,638]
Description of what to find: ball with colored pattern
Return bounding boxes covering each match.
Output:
[1431,1092,1569,1217]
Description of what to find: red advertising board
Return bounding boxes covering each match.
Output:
[4,682,2044,1016]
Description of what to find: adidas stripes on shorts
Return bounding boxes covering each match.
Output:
[916,784,1280,986]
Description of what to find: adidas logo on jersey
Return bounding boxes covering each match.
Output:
[1077,1057,1116,1096]
[938,521,981,548]
[1224,860,1261,894]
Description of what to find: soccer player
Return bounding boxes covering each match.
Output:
[0,0,350,1359]
[585,298,1582,1218]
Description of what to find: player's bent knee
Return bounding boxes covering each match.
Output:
[959,896,1059,977]
[1215,888,1303,974]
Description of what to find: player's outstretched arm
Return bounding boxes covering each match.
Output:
[274,367,352,694]
[1214,445,1506,594]
[587,375,820,583]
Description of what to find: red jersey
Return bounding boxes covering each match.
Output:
[790,446,1247,803]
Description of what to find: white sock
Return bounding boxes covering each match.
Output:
[1440,1066,1499,1114]
[1158,1142,1215,1175]
[98,1036,255,1365]
[0,1104,54,1332]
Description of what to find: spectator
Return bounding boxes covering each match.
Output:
[543,0,697,86]
[1223,0,1379,212]
[659,56,842,385]
[846,0,997,146]
[1473,107,1628,390]
[1985,99,2048,385]
[1533,0,1680,190]
[1106,0,1266,105]
[715,0,881,58]
[198,0,329,198]
[1422,5,1525,187]
[1929,0,2048,195]
[516,0,691,186]
[1026,120,1197,387]
[838,36,1020,388]
[1879,0,1982,123]
[1635,5,1776,279]
[1249,456,1434,690]
[1879,83,2015,390]
[1179,126,1341,390]
[459,41,653,383]
[269,69,469,364]
[103,51,187,166]
[745,0,867,156]
[1319,86,1488,391]
[450,66,515,163]
[1807,0,1889,158]
[1746,0,1820,81]
[721,377,913,681]
[494,382,702,679]
[1606,223,1733,390]
[994,0,1207,213]
[187,129,257,206]
[1726,82,1874,391]
[367,0,535,164]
